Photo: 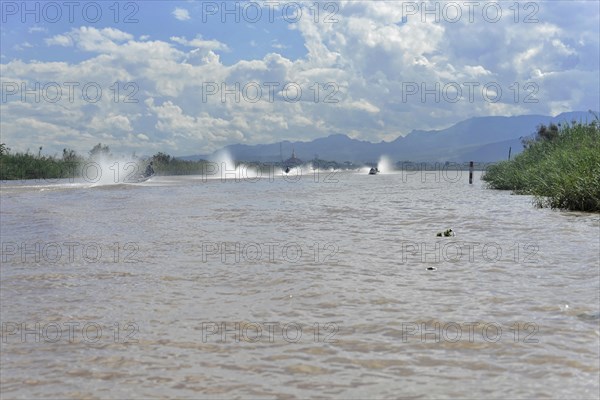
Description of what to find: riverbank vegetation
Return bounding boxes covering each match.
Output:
[482,118,600,212]
[0,144,82,180]
[0,144,211,180]
[149,152,212,175]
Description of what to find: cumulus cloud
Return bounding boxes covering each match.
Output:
[45,34,73,47]
[170,36,229,51]
[172,8,191,21]
[343,99,380,114]
[90,114,134,133]
[45,27,133,53]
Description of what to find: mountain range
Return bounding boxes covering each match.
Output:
[181,111,595,163]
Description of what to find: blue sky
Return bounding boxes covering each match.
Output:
[1,1,599,156]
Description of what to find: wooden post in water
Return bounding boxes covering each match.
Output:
[508,146,512,160]
[469,161,474,184]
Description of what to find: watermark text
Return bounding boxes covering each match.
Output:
[1,321,139,344]
[1,241,140,264]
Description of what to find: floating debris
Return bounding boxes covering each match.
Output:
[436,229,455,237]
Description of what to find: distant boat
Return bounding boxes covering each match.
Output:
[282,147,302,174]
[369,167,379,175]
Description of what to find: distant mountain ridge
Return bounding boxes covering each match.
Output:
[181,111,595,163]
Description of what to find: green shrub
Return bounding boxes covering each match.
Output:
[483,119,600,212]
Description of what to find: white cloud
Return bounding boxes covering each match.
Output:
[271,40,288,50]
[170,36,229,51]
[45,34,73,47]
[343,99,380,114]
[90,114,133,132]
[13,42,33,51]
[145,98,232,144]
[45,27,133,52]
[172,8,191,21]
[28,26,48,34]
[100,28,133,42]
[464,65,492,77]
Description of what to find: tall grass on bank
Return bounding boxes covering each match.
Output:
[0,149,81,180]
[0,146,215,180]
[152,158,212,175]
[483,120,600,212]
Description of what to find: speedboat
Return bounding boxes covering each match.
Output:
[127,172,155,183]
[368,167,379,175]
